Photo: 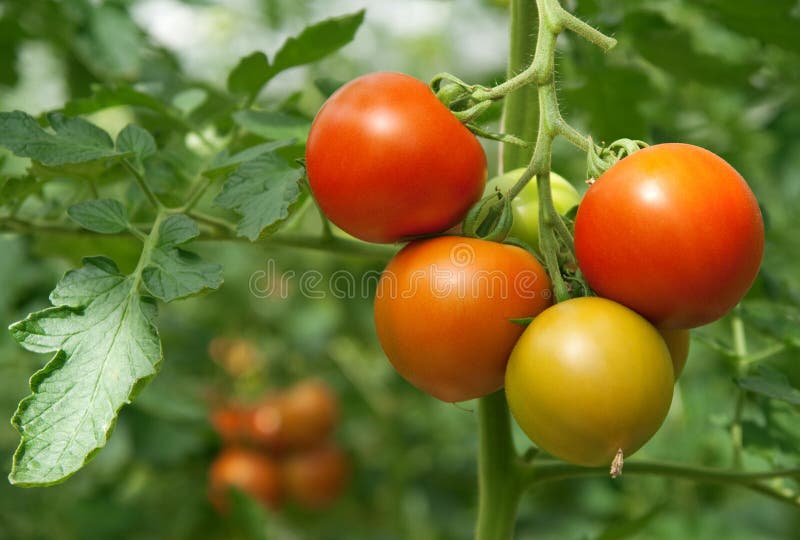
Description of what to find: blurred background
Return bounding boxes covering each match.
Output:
[0,0,798,539]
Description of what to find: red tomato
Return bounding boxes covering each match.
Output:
[209,448,282,512]
[281,445,349,509]
[574,143,764,328]
[374,236,551,402]
[305,72,487,243]
[248,379,339,451]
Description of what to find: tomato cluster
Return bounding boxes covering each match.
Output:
[208,376,349,512]
[507,144,762,465]
[306,74,763,468]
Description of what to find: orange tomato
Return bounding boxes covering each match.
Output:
[374,236,551,402]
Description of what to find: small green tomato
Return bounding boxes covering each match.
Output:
[484,168,581,249]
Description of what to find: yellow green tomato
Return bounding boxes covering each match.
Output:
[505,297,674,467]
[484,168,581,249]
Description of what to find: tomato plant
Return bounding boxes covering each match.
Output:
[505,297,674,466]
[374,236,551,402]
[306,72,487,243]
[484,168,580,249]
[0,1,798,539]
[574,143,764,329]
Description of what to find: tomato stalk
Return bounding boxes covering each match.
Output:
[475,392,522,540]
[498,0,539,172]
[730,310,749,469]
[473,2,621,538]
[472,0,544,537]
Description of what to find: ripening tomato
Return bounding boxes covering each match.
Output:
[574,143,764,329]
[305,72,487,243]
[505,297,674,466]
[374,236,551,402]
[281,445,349,509]
[660,328,690,380]
[209,448,282,512]
[210,404,251,443]
[249,379,339,451]
[484,168,581,249]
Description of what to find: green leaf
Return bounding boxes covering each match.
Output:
[156,214,200,248]
[172,88,208,115]
[700,0,800,55]
[741,401,800,459]
[116,124,156,163]
[314,77,345,97]
[77,5,143,79]
[741,301,800,349]
[204,139,295,179]
[225,10,365,100]
[0,111,124,166]
[8,257,162,486]
[67,199,130,234]
[62,85,176,118]
[214,153,304,241]
[737,365,800,406]
[271,10,365,76]
[626,11,757,87]
[0,176,42,207]
[227,51,271,98]
[141,215,223,302]
[232,110,311,142]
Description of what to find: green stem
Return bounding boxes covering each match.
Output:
[122,160,163,210]
[180,174,214,213]
[742,343,786,365]
[130,209,167,291]
[475,392,522,540]
[0,215,396,260]
[521,460,800,507]
[730,311,749,469]
[548,0,617,50]
[497,0,539,172]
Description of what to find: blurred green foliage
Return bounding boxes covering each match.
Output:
[0,0,798,538]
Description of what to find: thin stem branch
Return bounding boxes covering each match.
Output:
[522,460,800,507]
[743,343,786,365]
[122,160,163,210]
[0,215,397,260]
[549,0,617,50]
[180,174,214,213]
[730,312,749,469]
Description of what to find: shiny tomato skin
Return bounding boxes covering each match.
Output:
[506,297,674,467]
[209,448,282,512]
[660,328,690,380]
[374,236,551,402]
[306,72,487,243]
[574,143,764,329]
